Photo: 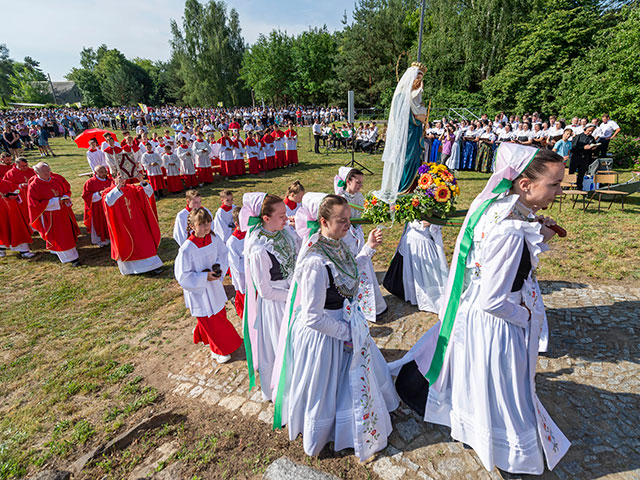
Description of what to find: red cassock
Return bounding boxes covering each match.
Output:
[27,174,80,252]
[103,184,161,263]
[3,165,35,232]
[272,129,286,168]
[81,175,113,244]
[284,129,299,165]
[0,179,33,248]
[245,137,260,175]
[262,134,276,170]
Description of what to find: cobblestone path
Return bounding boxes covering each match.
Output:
[167,279,640,479]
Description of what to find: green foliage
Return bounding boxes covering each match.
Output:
[608,135,640,168]
[333,0,416,107]
[170,0,247,106]
[241,30,294,105]
[554,6,640,134]
[482,4,601,113]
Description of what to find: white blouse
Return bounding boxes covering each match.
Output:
[174,233,230,317]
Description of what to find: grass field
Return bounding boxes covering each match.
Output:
[1,127,639,478]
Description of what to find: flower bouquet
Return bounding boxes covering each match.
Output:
[360,163,463,226]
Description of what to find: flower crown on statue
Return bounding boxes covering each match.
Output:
[411,62,427,74]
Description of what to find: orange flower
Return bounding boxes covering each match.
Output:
[371,198,378,206]
[435,185,451,203]
[418,173,433,189]
[411,197,420,207]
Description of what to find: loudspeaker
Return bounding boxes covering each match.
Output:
[348,90,355,124]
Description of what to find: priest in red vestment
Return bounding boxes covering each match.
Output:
[27,162,80,265]
[0,152,13,178]
[0,177,35,258]
[81,165,113,247]
[103,174,163,275]
[3,157,35,234]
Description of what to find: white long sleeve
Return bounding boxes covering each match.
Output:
[249,248,289,303]
[477,231,530,328]
[299,257,351,341]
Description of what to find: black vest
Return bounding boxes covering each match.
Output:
[511,242,532,292]
[267,252,284,281]
[324,266,345,310]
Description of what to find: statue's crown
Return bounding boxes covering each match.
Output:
[411,62,427,74]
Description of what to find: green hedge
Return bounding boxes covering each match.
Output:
[608,135,640,168]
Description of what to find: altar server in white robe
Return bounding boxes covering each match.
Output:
[382,220,448,314]
[283,180,305,238]
[390,144,567,475]
[174,207,242,364]
[334,167,387,322]
[213,189,236,244]
[226,206,246,319]
[240,192,298,401]
[270,193,399,460]
[172,189,211,246]
[86,139,108,172]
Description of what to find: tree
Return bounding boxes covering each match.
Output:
[555,6,640,133]
[170,0,248,106]
[241,30,294,105]
[0,44,15,102]
[481,2,602,113]
[290,27,338,105]
[333,0,417,107]
[8,58,50,104]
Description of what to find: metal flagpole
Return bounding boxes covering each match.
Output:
[417,0,426,62]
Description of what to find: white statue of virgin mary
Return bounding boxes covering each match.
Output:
[374,63,427,206]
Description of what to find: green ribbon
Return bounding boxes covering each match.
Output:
[337,179,346,188]
[247,216,261,232]
[424,197,494,385]
[492,177,514,194]
[306,220,320,236]
[243,285,256,390]
[424,148,539,385]
[273,282,298,430]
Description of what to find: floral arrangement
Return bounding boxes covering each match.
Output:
[362,163,459,224]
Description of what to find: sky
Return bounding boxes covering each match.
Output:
[4,0,354,81]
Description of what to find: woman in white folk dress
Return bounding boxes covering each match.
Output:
[391,143,569,475]
[240,192,299,401]
[334,167,387,322]
[174,208,243,364]
[271,194,399,460]
[382,220,448,314]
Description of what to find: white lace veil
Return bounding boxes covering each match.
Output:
[373,66,421,206]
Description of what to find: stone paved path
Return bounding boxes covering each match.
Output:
[167,279,640,479]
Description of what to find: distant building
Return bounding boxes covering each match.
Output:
[32,81,83,104]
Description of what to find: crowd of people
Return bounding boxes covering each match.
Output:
[0,104,345,159]
[1,97,588,476]
[425,112,621,190]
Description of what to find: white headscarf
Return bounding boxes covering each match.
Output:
[373,66,421,206]
[334,167,354,195]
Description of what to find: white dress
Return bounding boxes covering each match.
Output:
[446,129,463,170]
[397,221,449,313]
[407,195,569,474]
[340,191,387,321]
[246,227,297,401]
[282,240,399,459]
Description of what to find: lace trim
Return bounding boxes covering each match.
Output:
[255,227,297,280]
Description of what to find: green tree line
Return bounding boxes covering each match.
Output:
[2,0,639,132]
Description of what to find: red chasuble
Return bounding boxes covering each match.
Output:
[0,163,12,179]
[0,179,32,247]
[81,175,114,242]
[3,166,35,232]
[103,184,161,262]
[27,173,80,251]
